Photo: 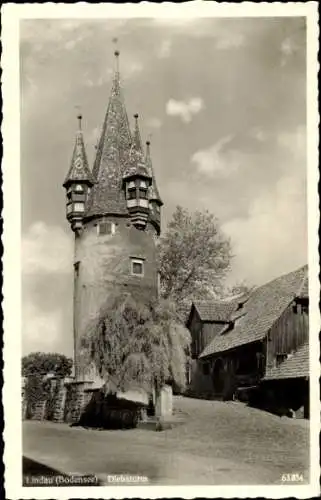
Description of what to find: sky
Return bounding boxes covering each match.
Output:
[20,16,308,357]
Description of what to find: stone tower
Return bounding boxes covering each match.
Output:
[63,50,163,381]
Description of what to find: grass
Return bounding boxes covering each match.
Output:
[23,396,309,485]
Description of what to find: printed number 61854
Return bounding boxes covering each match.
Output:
[281,473,304,482]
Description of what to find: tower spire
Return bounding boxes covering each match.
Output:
[85,41,132,218]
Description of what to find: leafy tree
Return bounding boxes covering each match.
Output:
[158,206,232,316]
[80,291,191,396]
[225,281,255,298]
[22,352,73,379]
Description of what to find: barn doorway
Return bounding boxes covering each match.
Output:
[212,358,225,394]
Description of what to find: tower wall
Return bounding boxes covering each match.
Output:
[73,216,158,380]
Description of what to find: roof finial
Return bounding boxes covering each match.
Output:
[112,37,120,72]
[146,132,152,146]
[75,105,82,131]
[77,114,82,131]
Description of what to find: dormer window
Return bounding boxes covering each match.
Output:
[276,353,287,365]
[301,303,308,314]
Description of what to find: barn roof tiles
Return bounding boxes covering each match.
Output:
[199,265,308,358]
[263,342,309,380]
[193,300,238,323]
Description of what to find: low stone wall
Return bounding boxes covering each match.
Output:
[22,376,172,424]
[64,382,94,423]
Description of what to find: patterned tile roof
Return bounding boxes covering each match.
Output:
[193,299,238,323]
[199,265,308,358]
[123,142,150,180]
[146,141,163,205]
[264,342,309,380]
[85,58,133,217]
[132,114,143,153]
[63,126,95,188]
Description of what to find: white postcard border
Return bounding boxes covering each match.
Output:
[2,2,320,499]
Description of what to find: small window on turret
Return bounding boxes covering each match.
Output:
[98,222,115,236]
[128,189,136,200]
[139,188,147,199]
[140,180,147,188]
[75,184,84,192]
[131,258,144,276]
[74,202,85,212]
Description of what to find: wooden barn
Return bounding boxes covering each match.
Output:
[186,265,309,417]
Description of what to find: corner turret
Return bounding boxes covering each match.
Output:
[63,115,94,232]
[122,114,152,229]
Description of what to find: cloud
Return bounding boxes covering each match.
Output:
[83,68,113,88]
[125,61,144,79]
[158,39,172,58]
[280,36,301,67]
[277,125,306,153]
[166,97,204,123]
[215,33,244,50]
[22,302,64,354]
[191,135,241,177]
[223,126,307,284]
[249,128,267,142]
[223,173,306,285]
[146,117,162,129]
[22,222,73,275]
[64,32,88,51]
[88,126,101,147]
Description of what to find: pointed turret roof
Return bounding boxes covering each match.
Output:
[123,114,150,181]
[132,113,143,152]
[85,50,133,217]
[63,115,94,188]
[146,141,163,205]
